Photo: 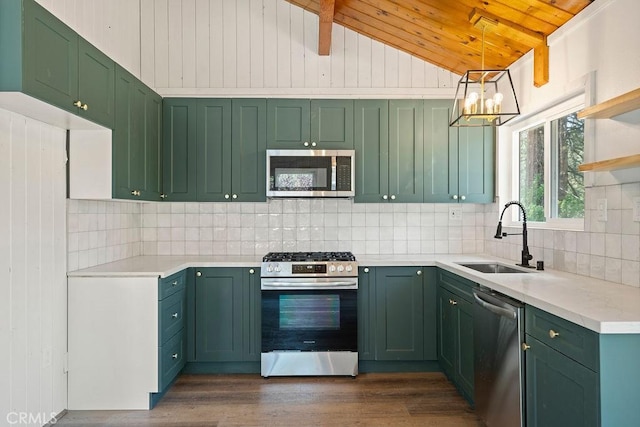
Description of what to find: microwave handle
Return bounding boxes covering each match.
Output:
[331,156,337,191]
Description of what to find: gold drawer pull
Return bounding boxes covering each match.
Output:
[172,353,178,359]
[549,329,560,338]
[172,312,178,319]
[172,280,178,286]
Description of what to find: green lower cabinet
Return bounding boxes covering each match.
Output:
[357,267,376,361]
[358,266,436,364]
[525,335,599,427]
[192,267,260,363]
[437,271,475,403]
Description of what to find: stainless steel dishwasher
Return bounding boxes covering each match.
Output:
[473,286,525,427]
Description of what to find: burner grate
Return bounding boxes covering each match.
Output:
[263,251,356,262]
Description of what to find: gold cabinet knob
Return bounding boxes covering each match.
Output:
[172,312,178,319]
[311,142,317,147]
[390,195,396,200]
[382,195,388,200]
[172,353,178,359]
[73,100,82,108]
[522,343,531,351]
[81,103,88,111]
[171,280,178,286]
[232,194,238,199]
[249,269,255,274]
[303,142,310,147]
[363,267,369,273]
[160,194,167,199]
[449,299,457,306]
[196,271,202,277]
[416,270,422,276]
[224,194,230,199]
[549,329,560,338]
[452,194,458,200]
[460,195,466,201]
[131,190,141,196]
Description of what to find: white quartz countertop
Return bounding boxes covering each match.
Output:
[68,254,640,334]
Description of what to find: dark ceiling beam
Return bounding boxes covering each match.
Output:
[318,0,335,55]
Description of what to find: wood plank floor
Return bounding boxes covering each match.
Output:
[56,372,482,426]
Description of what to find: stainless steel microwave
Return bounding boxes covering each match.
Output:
[266,149,355,198]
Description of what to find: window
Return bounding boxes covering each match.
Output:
[507,97,585,229]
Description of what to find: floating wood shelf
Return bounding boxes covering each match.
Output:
[579,154,640,172]
[577,87,640,119]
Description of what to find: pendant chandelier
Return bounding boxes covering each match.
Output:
[450,16,520,127]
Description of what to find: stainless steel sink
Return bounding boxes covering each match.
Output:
[456,263,532,274]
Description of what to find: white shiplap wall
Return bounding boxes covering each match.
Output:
[141,0,456,96]
[35,0,141,78]
[0,109,67,425]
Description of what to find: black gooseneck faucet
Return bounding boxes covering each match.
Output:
[494,201,535,268]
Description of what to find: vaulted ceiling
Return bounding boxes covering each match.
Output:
[286,0,594,86]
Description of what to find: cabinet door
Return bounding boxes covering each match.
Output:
[113,66,135,199]
[424,100,458,203]
[194,268,244,362]
[526,336,599,427]
[232,99,267,202]
[388,100,424,203]
[23,0,78,114]
[77,38,114,128]
[144,91,163,200]
[197,99,232,201]
[374,267,424,360]
[354,100,389,203]
[242,268,261,362]
[266,99,310,148]
[438,287,457,379]
[163,99,197,201]
[311,100,354,149]
[129,82,147,195]
[458,127,494,203]
[422,268,438,361]
[357,267,376,361]
[456,296,475,401]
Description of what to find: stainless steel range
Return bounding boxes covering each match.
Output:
[260,251,358,377]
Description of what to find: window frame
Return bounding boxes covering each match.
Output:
[505,95,585,231]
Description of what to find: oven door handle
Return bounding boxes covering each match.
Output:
[261,281,358,290]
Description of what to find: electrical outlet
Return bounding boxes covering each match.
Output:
[596,198,607,221]
[449,206,462,222]
[633,197,640,222]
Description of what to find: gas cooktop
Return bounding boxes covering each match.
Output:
[262,251,356,263]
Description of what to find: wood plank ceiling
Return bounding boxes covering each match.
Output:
[286,0,594,86]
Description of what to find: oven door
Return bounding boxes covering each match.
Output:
[261,284,357,352]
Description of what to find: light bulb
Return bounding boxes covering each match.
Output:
[485,98,494,115]
[493,92,504,104]
[468,92,479,102]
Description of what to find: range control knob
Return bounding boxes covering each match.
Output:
[274,264,281,272]
[337,265,345,272]
[345,265,353,273]
[328,264,336,273]
[267,264,274,273]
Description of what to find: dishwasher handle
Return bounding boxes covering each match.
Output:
[473,291,517,320]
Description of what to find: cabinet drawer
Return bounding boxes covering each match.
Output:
[438,269,475,301]
[526,306,599,371]
[159,270,186,300]
[158,329,185,391]
[159,290,186,345]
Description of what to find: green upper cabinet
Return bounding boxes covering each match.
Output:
[196,99,232,202]
[0,0,115,128]
[355,100,423,203]
[163,99,198,201]
[388,100,424,203]
[424,100,495,203]
[457,126,495,203]
[267,99,353,149]
[164,98,266,202]
[113,65,162,201]
[231,99,267,202]
[354,100,389,203]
